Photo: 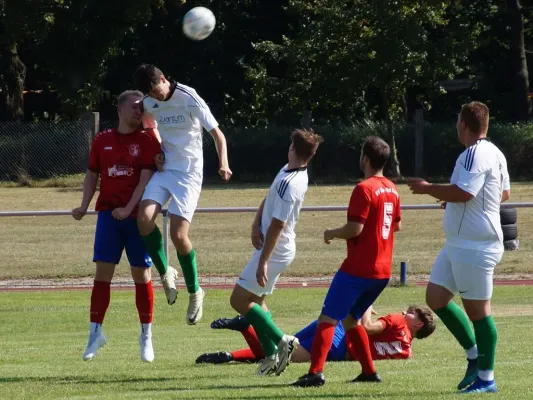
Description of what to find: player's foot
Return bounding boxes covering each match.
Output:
[82,331,107,361]
[161,267,178,305]
[255,354,278,376]
[139,334,154,363]
[196,351,233,364]
[459,378,497,394]
[186,287,205,325]
[291,372,326,387]
[458,358,478,390]
[351,372,382,383]
[275,335,299,375]
[210,315,250,331]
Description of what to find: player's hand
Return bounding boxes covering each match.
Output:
[441,201,447,209]
[219,166,232,182]
[112,207,131,220]
[256,262,268,287]
[251,223,264,250]
[324,229,334,244]
[155,153,165,172]
[407,177,431,195]
[72,206,87,221]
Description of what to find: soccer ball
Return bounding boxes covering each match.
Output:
[182,7,216,41]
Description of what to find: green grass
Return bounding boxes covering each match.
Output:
[0,183,532,280]
[0,286,532,399]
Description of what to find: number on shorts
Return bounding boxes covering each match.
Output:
[382,202,394,239]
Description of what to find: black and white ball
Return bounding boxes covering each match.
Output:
[182,7,216,41]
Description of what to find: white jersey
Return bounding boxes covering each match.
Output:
[443,138,510,252]
[261,165,309,262]
[142,82,218,173]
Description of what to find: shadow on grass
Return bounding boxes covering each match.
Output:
[0,376,175,384]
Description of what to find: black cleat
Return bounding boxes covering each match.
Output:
[195,351,233,364]
[291,372,326,387]
[210,315,250,331]
[351,372,382,383]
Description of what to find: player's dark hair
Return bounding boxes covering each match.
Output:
[133,64,164,94]
[361,136,390,170]
[291,128,324,163]
[407,305,436,340]
[459,101,489,134]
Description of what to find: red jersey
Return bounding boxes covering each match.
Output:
[88,129,161,217]
[346,313,412,361]
[340,176,401,279]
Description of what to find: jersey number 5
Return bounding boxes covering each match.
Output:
[382,202,394,240]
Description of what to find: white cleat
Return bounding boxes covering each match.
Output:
[161,267,178,305]
[255,353,279,376]
[139,334,154,363]
[82,332,107,361]
[275,335,299,375]
[186,287,205,325]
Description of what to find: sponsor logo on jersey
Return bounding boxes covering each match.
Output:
[104,146,113,150]
[159,114,186,125]
[129,144,140,157]
[108,164,134,177]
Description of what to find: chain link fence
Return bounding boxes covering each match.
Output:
[0,116,218,182]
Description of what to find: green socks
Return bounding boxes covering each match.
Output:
[141,226,168,276]
[244,304,284,357]
[473,316,497,372]
[178,249,199,294]
[434,302,476,351]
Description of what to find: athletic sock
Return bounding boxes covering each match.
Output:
[240,326,264,358]
[243,304,283,357]
[309,322,335,374]
[434,302,476,353]
[231,348,258,362]
[90,280,111,324]
[135,281,154,324]
[347,325,376,375]
[473,316,497,381]
[466,345,479,360]
[141,226,168,276]
[177,249,199,294]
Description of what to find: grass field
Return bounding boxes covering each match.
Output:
[0,286,532,399]
[1,183,532,280]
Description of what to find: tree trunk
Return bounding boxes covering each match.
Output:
[506,0,531,120]
[0,42,25,121]
[381,90,401,177]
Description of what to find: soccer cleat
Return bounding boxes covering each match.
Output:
[210,315,250,331]
[139,334,154,363]
[255,354,279,376]
[82,332,107,361]
[186,287,205,325]
[351,372,382,383]
[458,358,478,390]
[161,267,178,305]
[275,335,299,375]
[291,372,326,387]
[196,351,233,364]
[460,378,497,394]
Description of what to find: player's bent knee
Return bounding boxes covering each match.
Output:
[131,267,151,284]
[426,282,453,310]
[317,314,337,325]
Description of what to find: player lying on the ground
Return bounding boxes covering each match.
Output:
[196,305,435,365]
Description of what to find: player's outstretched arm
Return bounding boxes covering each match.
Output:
[251,197,266,250]
[112,169,155,220]
[209,127,232,181]
[324,221,364,243]
[256,218,285,287]
[72,170,98,220]
[407,178,473,203]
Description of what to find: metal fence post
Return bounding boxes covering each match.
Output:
[90,112,100,140]
[400,261,407,285]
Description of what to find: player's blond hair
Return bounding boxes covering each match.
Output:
[117,90,143,107]
[291,128,324,162]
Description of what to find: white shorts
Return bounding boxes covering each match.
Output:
[142,170,202,222]
[429,244,503,300]
[236,250,293,297]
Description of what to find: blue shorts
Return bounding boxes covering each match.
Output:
[93,211,152,268]
[296,321,347,362]
[321,270,389,321]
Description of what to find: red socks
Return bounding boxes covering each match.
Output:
[347,325,376,375]
[231,348,257,362]
[90,281,111,323]
[309,322,335,374]
[135,281,154,324]
[240,326,265,358]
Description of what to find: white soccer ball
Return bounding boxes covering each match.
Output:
[182,7,216,41]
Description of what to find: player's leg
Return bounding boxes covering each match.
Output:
[426,245,478,389]
[453,250,502,394]
[138,174,177,305]
[210,314,264,358]
[343,277,389,383]
[83,211,120,361]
